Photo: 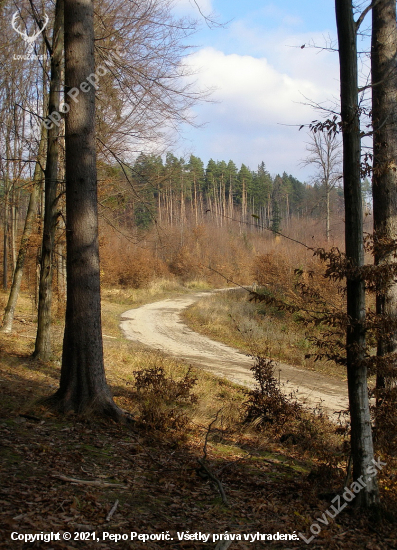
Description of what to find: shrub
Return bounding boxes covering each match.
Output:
[168,246,203,281]
[132,364,198,433]
[242,355,301,431]
[101,235,170,288]
[251,252,292,294]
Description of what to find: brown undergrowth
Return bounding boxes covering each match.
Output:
[0,289,396,549]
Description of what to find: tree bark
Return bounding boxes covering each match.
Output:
[3,137,11,290]
[34,0,64,360]
[335,0,379,506]
[1,130,46,333]
[47,0,121,418]
[371,0,397,392]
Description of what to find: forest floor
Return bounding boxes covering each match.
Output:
[0,284,396,550]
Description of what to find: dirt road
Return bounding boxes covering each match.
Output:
[120,291,348,417]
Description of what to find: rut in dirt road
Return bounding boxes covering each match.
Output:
[120,291,348,418]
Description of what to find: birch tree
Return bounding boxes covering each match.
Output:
[303,131,341,240]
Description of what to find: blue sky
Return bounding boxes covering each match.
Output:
[171,0,340,181]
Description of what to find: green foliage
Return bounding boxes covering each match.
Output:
[134,202,154,230]
[99,150,331,234]
[271,201,281,233]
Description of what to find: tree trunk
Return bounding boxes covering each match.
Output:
[34,0,64,360]
[3,187,9,290]
[335,0,378,506]
[1,130,46,333]
[47,0,121,418]
[56,221,66,315]
[10,194,17,274]
[371,0,397,393]
[326,184,330,241]
[3,139,11,290]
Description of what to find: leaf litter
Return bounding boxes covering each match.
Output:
[0,333,396,550]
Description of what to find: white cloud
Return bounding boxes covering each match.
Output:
[174,7,341,178]
[227,21,339,87]
[186,46,338,127]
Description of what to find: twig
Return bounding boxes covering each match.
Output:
[52,474,127,488]
[197,410,229,506]
[191,0,228,29]
[197,458,228,506]
[217,452,252,474]
[106,499,119,521]
[202,409,222,460]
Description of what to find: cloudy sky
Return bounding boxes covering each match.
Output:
[172,0,341,181]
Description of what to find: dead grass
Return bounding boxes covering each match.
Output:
[183,288,347,380]
[101,277,210,309]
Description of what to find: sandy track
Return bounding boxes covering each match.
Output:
[120,291,348,417]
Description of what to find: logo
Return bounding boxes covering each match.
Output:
[11,11,49,56]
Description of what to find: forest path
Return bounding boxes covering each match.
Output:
[120,291,348,418]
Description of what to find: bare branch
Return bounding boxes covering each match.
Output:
[355,0,382,32]
[197,458,229,506]
[191,0,228,29]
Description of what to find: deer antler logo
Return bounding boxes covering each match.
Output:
[11,11,49,53]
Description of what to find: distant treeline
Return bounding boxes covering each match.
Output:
[99,153,345,232]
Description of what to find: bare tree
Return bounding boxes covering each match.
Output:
[335,0,378,506]
[1,128,46,333]
[303,131,341,240]
[92,0,207,161]
[0,67,31,290]
[34,0,64,359]
[0,1,50,302]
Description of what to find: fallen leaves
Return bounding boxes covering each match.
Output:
[0,344,396,550]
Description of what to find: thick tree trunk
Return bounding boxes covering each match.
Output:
[34,0,64,360]
[47,0,121,418]
[371,0,397,392]
[1,131,46,333]
[335,0,379,506]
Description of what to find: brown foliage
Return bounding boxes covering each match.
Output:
[132,364,197,433]
[242,355,302,431]
[372,387,397,455]
[100,232,169,288]
[251,251,293,292]
[168,245,203,281]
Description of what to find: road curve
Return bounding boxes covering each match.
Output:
[120,291,348,417]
